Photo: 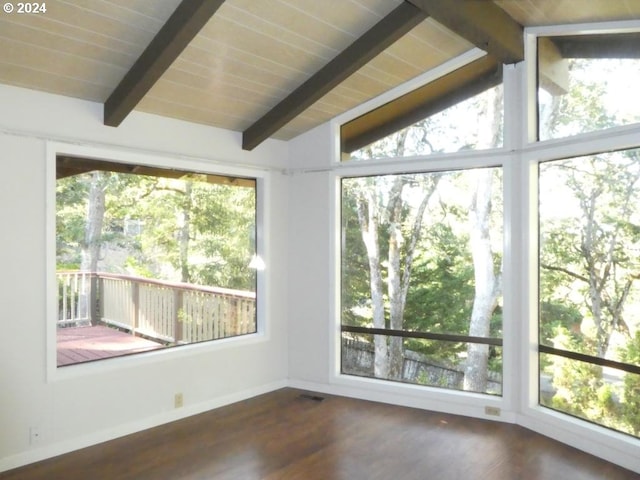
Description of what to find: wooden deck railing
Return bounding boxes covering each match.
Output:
[57,271,94,326]
[57,271,256,344]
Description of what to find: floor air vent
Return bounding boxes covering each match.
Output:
[299,393,325,402]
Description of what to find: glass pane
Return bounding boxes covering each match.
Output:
[341,167,503,394]
[348,85,503,160]
[342,333,502,395]
[539,150,640,363]
[538,36,640,141]
[56,159,257,366]
[539,149,640,438]
[540,353,639,439]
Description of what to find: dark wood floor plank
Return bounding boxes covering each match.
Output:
[1,388,637,479]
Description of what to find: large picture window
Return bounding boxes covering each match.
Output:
[539,149,640,438]
[341,166,503,395]
[56,156,258,367]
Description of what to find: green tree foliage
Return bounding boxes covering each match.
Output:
[340,185,373,327]
[546,327,603,414]
[620,332,640,435]
[342,85,503,391]
[404,222,475,336]
[56,169,256,292]
[56,175,89,268]
[189,181,256,290]
[341,167,503,388]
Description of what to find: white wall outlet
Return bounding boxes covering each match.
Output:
[174,392,184,408]
[485,406,501,416]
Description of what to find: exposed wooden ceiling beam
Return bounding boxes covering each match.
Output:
[553,33,640,58]
[57,156,255,188]
[241,2,427,151]
[104,0,225,127]
[538,38,569,96]
[57,156,180,179]
[406,0,523,64]
[341,55,502,154]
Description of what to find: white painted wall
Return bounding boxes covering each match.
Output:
[287,123,335,385]
[0,85,290,471]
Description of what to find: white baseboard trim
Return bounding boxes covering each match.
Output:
[287,378,518,424]
[0,379,287,474]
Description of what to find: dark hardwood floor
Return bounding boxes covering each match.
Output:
[1,388,637,480]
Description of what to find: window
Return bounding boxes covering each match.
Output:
[341,167,503,395]
[340,56,504,160]
[539,149,640,438]
[56,156,257,367]
[347,84,504,161]
[538,34,640,141]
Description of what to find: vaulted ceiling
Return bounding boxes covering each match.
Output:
[1,0,638,150]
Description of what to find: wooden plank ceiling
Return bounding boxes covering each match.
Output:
[0,0,638,151]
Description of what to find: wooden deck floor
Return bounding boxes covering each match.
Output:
[57,325,163,366]
[1,388,637,479]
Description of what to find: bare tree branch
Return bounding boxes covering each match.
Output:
[541,263,589,283]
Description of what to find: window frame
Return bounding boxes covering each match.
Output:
[518,21,640,466]
[46,142,269,382]
[536,149,640,439]
[329,57,519,415]
[329,149,516,415]
[523,20,640,146]
[519,139,640,463]
[338,166,506,395]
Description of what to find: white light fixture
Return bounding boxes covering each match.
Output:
[249,254,265,270]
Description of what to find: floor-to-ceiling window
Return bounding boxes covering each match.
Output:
[339,72,505,396]
[535,31,640,439]
[538,150,640,439]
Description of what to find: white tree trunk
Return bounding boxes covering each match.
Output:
[464,169,499,392]
[356,184,388,378]
[463,86,502,392]
[80,171,106,272]
[179,182,192,283]
[79,171,106,320]
[387,177,405,380]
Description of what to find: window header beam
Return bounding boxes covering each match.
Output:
[552,32,640,58]
[340,55,502,154]
[56,156,256,188]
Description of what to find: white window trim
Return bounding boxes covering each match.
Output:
[46,141,270,382]
[330,158,515,421]
[329,52,517,416]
